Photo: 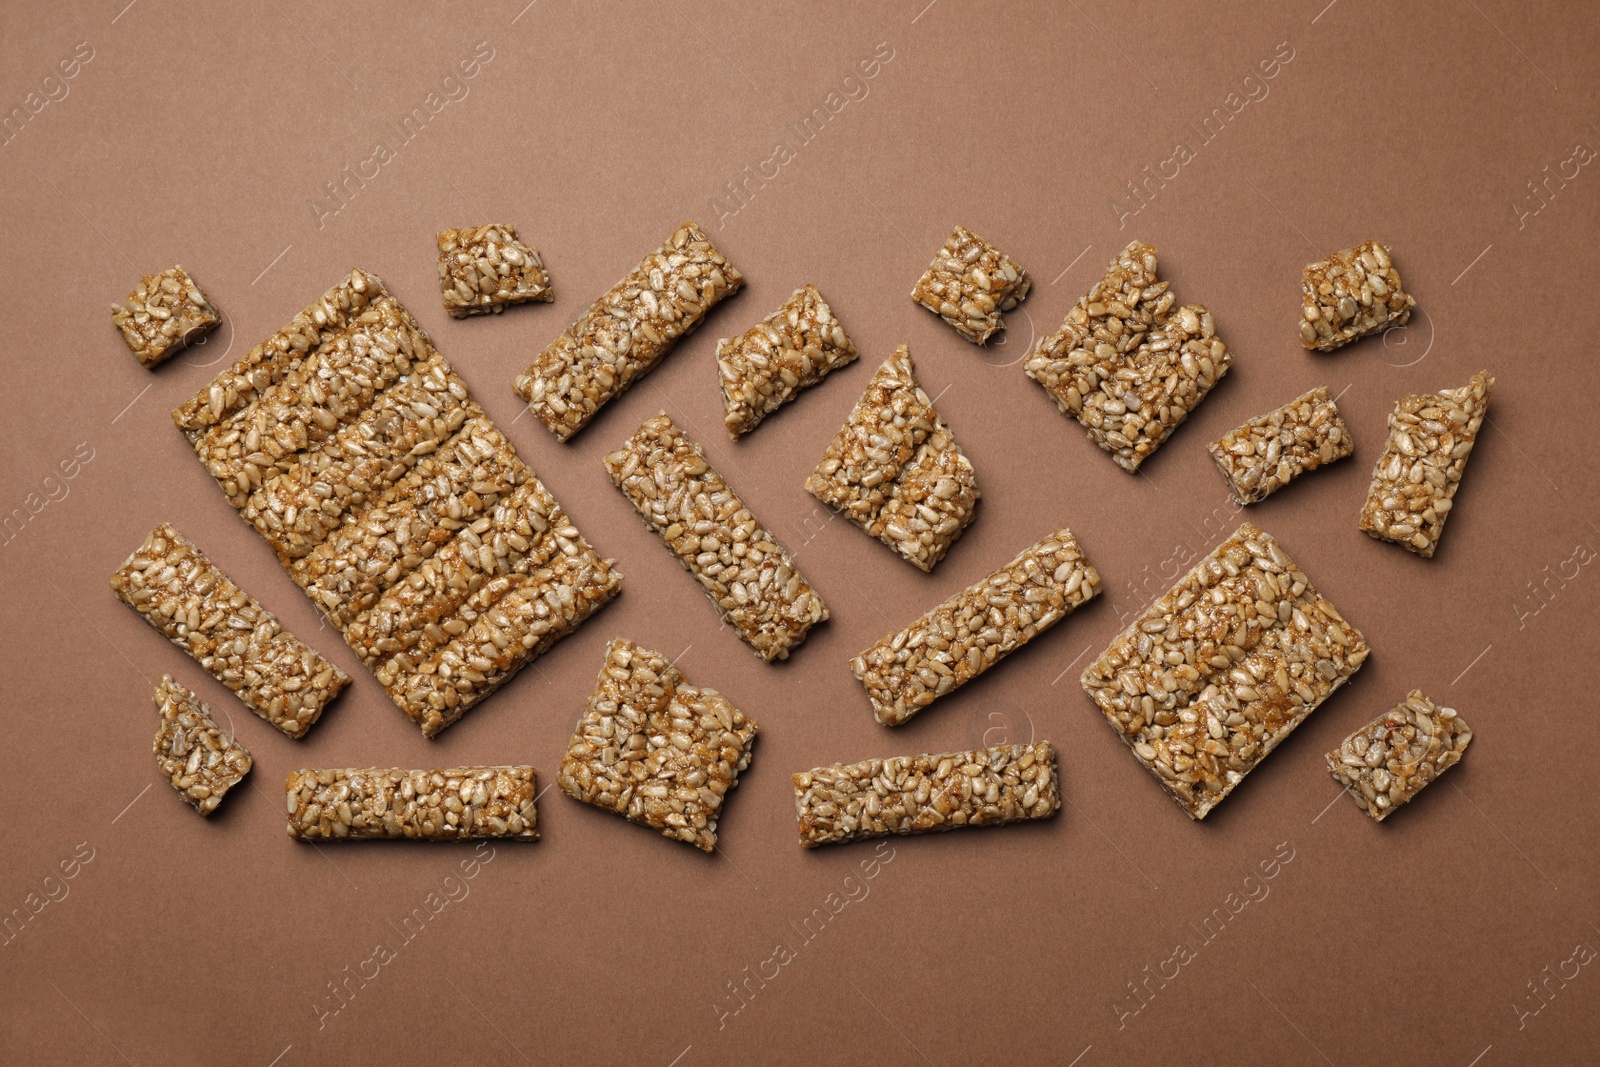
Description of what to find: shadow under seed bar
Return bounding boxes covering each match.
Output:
[285,767,539,840]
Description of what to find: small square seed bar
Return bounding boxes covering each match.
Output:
[1208,386,1354,504]
[285,767,539,840]
[437,223,553,318]
[718,284,858,437]
[1300,240,1415,352]
[111,265,221,367]
[911,225,1031,344]
[1082,523,1368,820]
[1326,690,1472,822]
[152,676,253,816]
[853,528,1100,726]
[514,221,743,441]
[805,345,979,572]
[111,524,350,738]
[1025,240,1232,472]
[1359,370,1493,558]
[604,414,828,661]
[793,742,1059,848]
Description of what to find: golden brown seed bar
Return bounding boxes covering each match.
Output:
[111,265,221,368]
[717,284,858,437]
[910,226,1032,344]
[438,223,553,318]
[152,676,253,816]
[1208,386,1354,505]
[1327,690,1472,822]
[1300,240,1415,351]
[285,767,539,840]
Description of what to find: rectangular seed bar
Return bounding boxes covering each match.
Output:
[438,223,553,317]
[1208,385,1353,504]
[793,742,1060,848]
[111,265,221,367]
[514,221,743,441]
[852,528,1100,726]
[110,524,350,738]
[604,414,828,661]
[910,225,1032,344]
[1081,522,1368,820]
[152,676,253,816]
[1301,240,1415,351]
[285,767,539,840]
[1359,370,1493,558]
[718,284,858,437]
[1327,690,1472,822]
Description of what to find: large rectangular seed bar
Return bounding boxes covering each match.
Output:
[285,767,539,840]
[852,528,1100,725]
[793,742,1060,848]
[1326,690,1472,822]
[1208,386,1353,504]
[153,676,253,816]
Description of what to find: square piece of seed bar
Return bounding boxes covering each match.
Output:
[286,767,539,840]
[1082,523,1368,820]
[437,224,553,318]
[604,414,828,661]
[1300,240,1415,352]
[110,265,221,367]
[910,225,1031,344]
[514,221,743,441]
[153,676,253,816]
[805,345,979,572]
[1326,690,1472,822]
[1208,386,1354,504]
[1025,240,1232,473]
[718,284,858,437]
[853,528,1100,726]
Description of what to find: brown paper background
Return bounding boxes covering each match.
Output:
[2,1,1597,1063]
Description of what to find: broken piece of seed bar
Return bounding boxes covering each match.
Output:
[604,414,827,661]
[793,742,1059,848]
[1081,522,1368,820]
[111,265,221,368]
[514,221,743,441]
[1359,370,1492,558]
[285,767,539,840]
[110,524,350,738]
[437,223,553,318]
[853,528,1100,726]
[910,225,1031,344]
[718,284,858,437]
[1025,240,1232,472]
[1300,240,1415,352]
[1326,690,1472,822]
[1208,386,1354,505]
[152,676,252,816]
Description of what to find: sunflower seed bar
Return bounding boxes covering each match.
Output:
[514,221,743,441]
[718,284,858,437]
[1300,240,1415,352]
[853,529,1100,726]
[1360,371,1493,558]
[793,742,1059,848]
[910,225,1031,344]
[1082,523,1368,820]
[1208,386,1353,505]
[559,638,758,852]
[152,676,252,816]
[604,414,827,661]
[111,265,221,368]
[438,223,553,318]
[110,524,351,739]
[1327,690,1472,822]
[285,767,539,840]
[1025,240,1231,473]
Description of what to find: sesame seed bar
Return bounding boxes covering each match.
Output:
[718,284,858,437]
[1359,370,1493,558]
[1081,523,1368,820]
[152,676,253,816]
[558,638,758,852]
[514,221,744,441]
[1208,386,1354,505]
[805,346,980,572]
[910,225,1031,344]
[110,524,351,739]
[111,265,221,368]
[604,414,828,661]
[793,742,1059,848]
[438,223,553,317]
[1300,240,1415,352]
[285,766,539,841]
[1327,690,1472,822]
[852,528,1101,726]
[1025,240,1232,473]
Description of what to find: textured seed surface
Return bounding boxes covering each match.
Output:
[437,223,553,318]
[718,284,858,437]
[1300,240,1415,351]
[285,766,539,840]
[151,676,252,816]
[1208,385,1354,504]
[1326,689,1472,822]
[910,225,1031,344]
[110,264,221,367]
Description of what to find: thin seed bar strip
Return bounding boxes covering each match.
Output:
[793,742,1059,848]
[1025,240,1231,473]
[110,524,350,739]
[1327,690,1472,822]
[111,265,221,367]
[559,638,758,852]
[853,529,1100,726]
[1300,240,1415,352]
[1208,386,1353,505]
[514,221,743,441]
[152,676,252,816]
[285,767,539,840]
[604,414,828,661]
[438,223,553,318]
[910,225,1031,344]
[718,284,858,437]
[1081,523,1368,820]
[1359,371,1493,558]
